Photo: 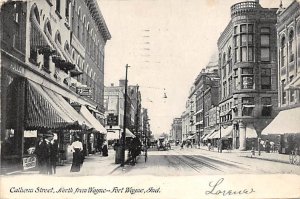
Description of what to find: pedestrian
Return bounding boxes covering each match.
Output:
[270,141,275,153]
[35,132,53,175]
[50,133,58,174]
[70,137,83,172]
[251,141,255,157]
[102,141,108,157]
[265,139,271,153]
[207,142,211,151]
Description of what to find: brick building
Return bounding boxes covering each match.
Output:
[217,0,278,150]
[262,0,300,154]
[1,0,110,173]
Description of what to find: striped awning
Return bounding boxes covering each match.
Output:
[80,105,107,134]
[26,80,75,129]
[42,87,93,129]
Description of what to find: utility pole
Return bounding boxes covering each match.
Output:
[135,85,139,138]
[121,64,130,167]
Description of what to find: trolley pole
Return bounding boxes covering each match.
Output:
[121,64,130,167]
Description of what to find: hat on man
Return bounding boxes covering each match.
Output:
[44,132,54,138]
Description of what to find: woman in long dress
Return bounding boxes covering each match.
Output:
[70,137,83,172]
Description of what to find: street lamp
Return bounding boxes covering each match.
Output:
[121,64,130,167]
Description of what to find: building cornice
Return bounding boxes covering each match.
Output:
[85,0,111,41]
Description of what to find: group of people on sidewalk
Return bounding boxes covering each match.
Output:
[35,131,58,175]
[35,132,110,175]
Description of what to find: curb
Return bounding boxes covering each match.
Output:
[241,155,290,165]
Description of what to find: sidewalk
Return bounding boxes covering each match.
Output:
[195,145,291,164]
[1,149,130,176]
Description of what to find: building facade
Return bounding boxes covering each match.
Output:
[170,118,182,142]
[217,0,278,150]
[104,80,142,140]
[1,0,110,173]
[262,0,300,154]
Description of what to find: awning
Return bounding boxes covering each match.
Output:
[187,134,196,140]
[262,107,300,135]
[203,130,216,141]
[245,124,257,138]
[80,105,107,134]
[211,126,233,139]
[43,87,93,129]
[26,80,80,129]
[122,128,136,138]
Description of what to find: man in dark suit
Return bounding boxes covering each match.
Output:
[50,136,58,174]
[35,132,54,174]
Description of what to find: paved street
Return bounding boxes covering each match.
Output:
[111,147,300,176]
[5,146,299,177]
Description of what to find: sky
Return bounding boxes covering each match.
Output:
[98,0,293,138]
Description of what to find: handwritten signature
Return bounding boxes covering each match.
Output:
[205,178,255,196]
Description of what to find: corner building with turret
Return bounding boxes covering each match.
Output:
[217,0,278,150]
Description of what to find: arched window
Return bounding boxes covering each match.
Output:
[72,49,75,60]
[82,15,86,45]
[223,52,226,66]
[55,31,61,45]
[281,35,286,67]
[77,7,81,39]
[86,23,90,52]
[30,4,40,24]
[64,41,70,53]
[288,29,294,62]
[228,47,231,59]
[44,19,52,36]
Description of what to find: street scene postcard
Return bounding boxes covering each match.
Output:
[1,0,300,198]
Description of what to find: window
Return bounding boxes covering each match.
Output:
[65,0,70,22]
[248,47,254,61]
[282,80,286,104]
[56,0,60,13]
[248,34,253,45]
[290,90,295,102]
[281,36,286,67]
[261,35,270,46]
[234,36,238,47]
[242,76,254,89]
[289,30,294,62]
[261,48,270,62]
[242,68,254,89]
[242,97,254,116]
[234,26,238,34]
[241,34,247,46]
[55,31,61,45]
[261,68,271,89]
[229,77,232,95]
[14,4,19,23]
[248,24,254,33]
[241,47,247,61]
[234,48,239,62]
[240,24,247,33]
[261,97,272,116]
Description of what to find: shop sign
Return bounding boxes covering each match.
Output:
[107,114,118,126]
[76,86,92,96]
[10,62,24,75]
[22,156,37,170]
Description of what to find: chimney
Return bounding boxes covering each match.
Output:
[119,79,126,87]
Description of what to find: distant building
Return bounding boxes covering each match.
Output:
[217,0,278,150]
[170,118,182,142]
[104,80,142,140]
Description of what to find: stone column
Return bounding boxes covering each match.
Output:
[239,122,246,151]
